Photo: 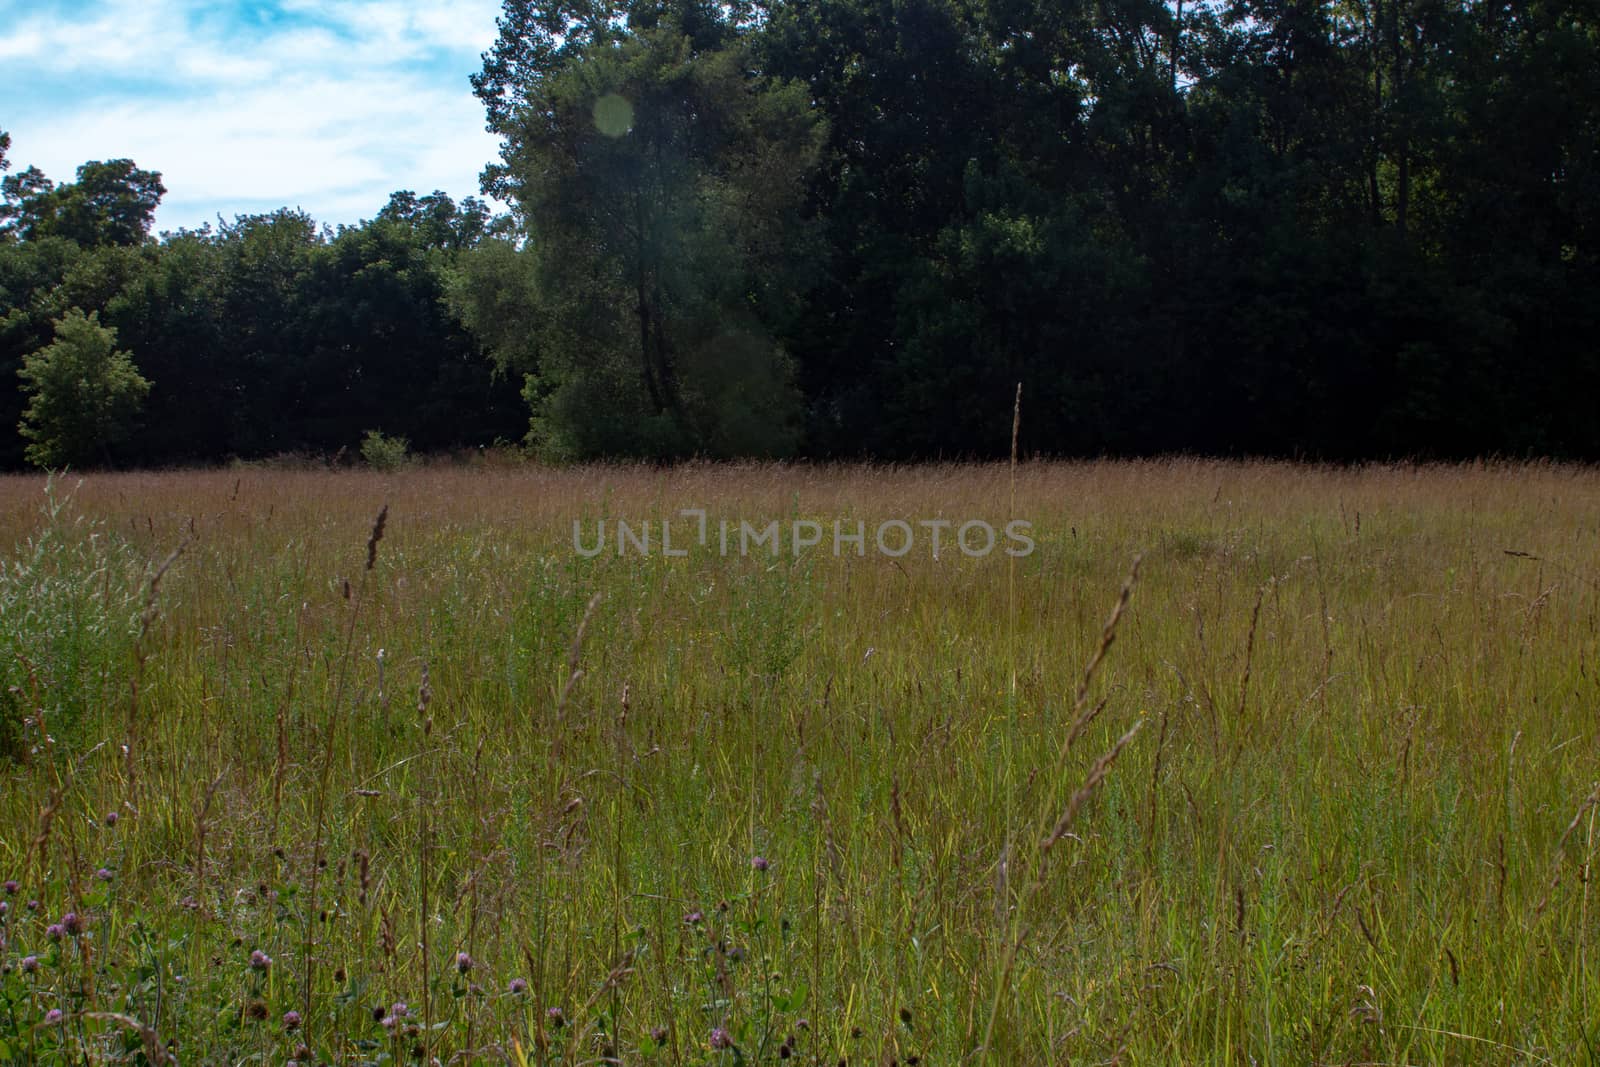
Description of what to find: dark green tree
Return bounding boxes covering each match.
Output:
[468,25,825,458]
[0,237,84,465]
[2,160,165,247]
[376,190,497,250]
[296,208,525,453]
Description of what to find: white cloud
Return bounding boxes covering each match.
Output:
[0,27,46,61]
[1,0,192,72]
[0,0,508,231]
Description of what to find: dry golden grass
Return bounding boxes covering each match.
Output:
[2,459,1598,1064]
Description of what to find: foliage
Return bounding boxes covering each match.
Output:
[17,309,150,469]
[0,196,525,467]
[359,429,411,470]
[461,23,824,459]
[0,159,165,248]
[376,189,500,250]
[1,0,1599,461]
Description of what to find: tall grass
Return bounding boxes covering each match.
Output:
[1,460,1598,1063]
[0,478,144,763]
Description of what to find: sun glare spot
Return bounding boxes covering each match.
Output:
[593,93,634,137]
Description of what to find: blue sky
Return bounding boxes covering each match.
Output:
[0,0,506,233]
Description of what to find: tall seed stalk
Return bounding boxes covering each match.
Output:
[302,504,387,1040]
[981,556,1143,1060]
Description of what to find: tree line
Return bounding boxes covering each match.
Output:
[0,149,526,467]
[3,0,1596,467]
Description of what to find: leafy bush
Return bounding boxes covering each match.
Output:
[0,479,145,760]
[360,429,411,471]
[18,308,151,469]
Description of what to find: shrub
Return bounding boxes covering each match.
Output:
[18,308,151,469]
[360,430,411,471]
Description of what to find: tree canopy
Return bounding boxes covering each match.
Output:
[455,26,825,458]
[1,159,166,248]
[0,179,525,469]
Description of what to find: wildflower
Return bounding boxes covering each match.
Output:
[650,1026,669,1043]
[455,951,473,974]
[21,955,39,974]
[44,1008,64,1025]
[45,924,64,942]
[710,1027,733,1050]
[0,901,8,917]
[391,1001,410,1018]
[249,949,272,972]
[546,1006,565,1027]
[283,1010,302,1032]
[27,899,39,911]
[95,868,113,882]
[61,912,84,935]
[751,856,770,872]
[104,812,119,827]
[247,999,269,1021]
[684,910,704,925]
[509,978,528,995]
[2,880,16,894]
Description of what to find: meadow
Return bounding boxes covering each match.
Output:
[1,460,1598,1065]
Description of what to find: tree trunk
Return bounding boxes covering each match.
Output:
[1367,1,1384,228]
[1390,0,1409,239]
[636,279,666,415]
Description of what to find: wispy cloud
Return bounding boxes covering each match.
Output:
[0,0,506,232]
